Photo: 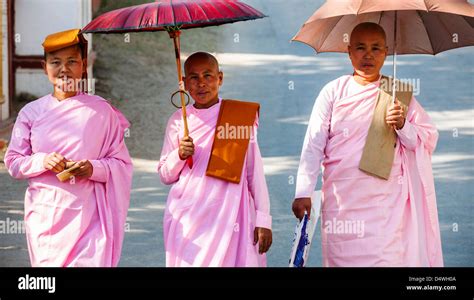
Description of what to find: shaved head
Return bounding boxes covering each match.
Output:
[348,22,388,83]
[183,51,223,109]
[350,22,387,46]
[184,52,219,75]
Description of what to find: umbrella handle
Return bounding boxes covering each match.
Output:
[176,86,193,169]
[174,89,193,168]
[169,30,193,169]
[171,90,190,108]
[392,10,398,105]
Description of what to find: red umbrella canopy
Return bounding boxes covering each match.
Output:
[82,0,266,33]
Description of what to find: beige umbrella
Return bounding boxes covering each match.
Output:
[292,0,474,101]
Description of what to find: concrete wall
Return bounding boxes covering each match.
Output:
[1,0,9,121]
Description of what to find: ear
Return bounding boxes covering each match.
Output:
[183,76,188,90]
[218,71,223,86]
[41,60,47,75]
[347,45,352,58]
[82,58,88,74]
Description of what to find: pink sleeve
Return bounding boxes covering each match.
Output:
[89,159,108,182]
[395,119,418,150]
[246,118,272,229]
[4,109,48,179]
[157,113,186,185]
[396,97,438,153]
[295,86,332,199]
[88,148,131,183]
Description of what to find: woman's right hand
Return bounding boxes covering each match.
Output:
[292,197,312,221]
[178,136,195,160]
[43,152,68,173]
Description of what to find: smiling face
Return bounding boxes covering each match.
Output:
[43,45,86,96]
[348,23,388,81]
[184,53,223,109]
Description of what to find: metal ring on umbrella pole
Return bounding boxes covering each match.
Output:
[170,90,190,108]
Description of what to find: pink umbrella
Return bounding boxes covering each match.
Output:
[82,0,266,168]
[292,0,474,102]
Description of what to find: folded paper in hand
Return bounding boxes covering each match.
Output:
[289,190,321,267]
[56,162,80,182]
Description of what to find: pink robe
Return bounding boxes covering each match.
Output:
[295,75,443,267]
[158,99,272,267]
[4,93,133,267]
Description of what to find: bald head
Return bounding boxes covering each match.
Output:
[348,22,388,82]
[350,22,387,46]
[183,51,223,108]
[184,52,219,75]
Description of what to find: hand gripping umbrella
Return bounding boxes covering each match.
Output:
[82,0,267,168]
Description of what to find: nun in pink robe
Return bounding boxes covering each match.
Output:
[4,93,133,267]
[295,75,443,267]
[157,99,272,267]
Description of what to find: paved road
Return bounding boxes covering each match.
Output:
[0,0,472,267]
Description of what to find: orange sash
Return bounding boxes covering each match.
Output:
[206,100,260,184]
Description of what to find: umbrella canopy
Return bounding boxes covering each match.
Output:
[82,0,267,169]
[292,0,474,55]
[82,0,266,33]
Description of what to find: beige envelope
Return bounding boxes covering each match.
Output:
[359,76,412,180]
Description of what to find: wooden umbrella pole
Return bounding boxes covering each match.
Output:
[169,30,193,168]
[392,10,398,105]
[170,30,189,135]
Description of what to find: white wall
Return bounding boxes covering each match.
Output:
[14,0,92,98]
[16,69,50,97]
[1,0,8,121]
[15,0,92,55]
